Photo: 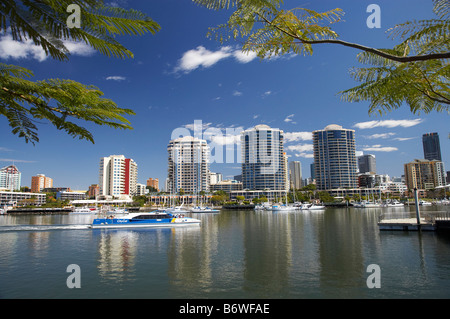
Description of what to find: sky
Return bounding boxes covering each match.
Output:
[0,0,448,190]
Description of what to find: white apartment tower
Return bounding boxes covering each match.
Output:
[99,155,138,197]
[167,136,210,194]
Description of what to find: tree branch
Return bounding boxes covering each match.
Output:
[257,12,450,63]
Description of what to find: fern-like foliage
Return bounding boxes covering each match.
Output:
[195,0,450,115]
[340,0,449,114]
[0,0,160,144]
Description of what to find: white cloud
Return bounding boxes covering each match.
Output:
[284,131,313,142]
[364,132,396,139]
[232,90,243,96]
[176,46,233,73]
[0,158,36,163]
[362,145,398,152]
[287,144,314,153]
[106,76,127,81]
[393,137,416,141]
[253,114,259,119]
[175,46,258,73]
[233,50,258,63]
[295,153,314,158]
[354,119,423,129]
[210,134,241,146]
[0,32,95,62]
[284,114,295,123]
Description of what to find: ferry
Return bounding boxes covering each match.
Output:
[90,212,201,229]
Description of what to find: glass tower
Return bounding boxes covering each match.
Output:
[241,125,287,191]
[313,124,357,190]
[422,132,442,161]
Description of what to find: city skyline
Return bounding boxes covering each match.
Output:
[0,0,449,189]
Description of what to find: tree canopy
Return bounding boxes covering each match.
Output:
[0,0,160,144]
[193,0,450,115]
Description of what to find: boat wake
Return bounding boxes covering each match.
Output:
[0,224,91,232]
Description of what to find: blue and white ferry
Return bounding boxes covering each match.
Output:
[90,212,201,229]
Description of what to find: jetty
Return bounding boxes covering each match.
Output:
[378,188,450,232]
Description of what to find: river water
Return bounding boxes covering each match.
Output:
[0,206,450,299]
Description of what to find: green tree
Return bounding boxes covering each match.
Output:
[194,0,449,115]
[0,0,160,144]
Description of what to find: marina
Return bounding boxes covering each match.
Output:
[1,205,450,298]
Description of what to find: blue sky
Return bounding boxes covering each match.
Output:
[0,0,448,190]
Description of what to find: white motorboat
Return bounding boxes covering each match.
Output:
[353,201,381,208]
[191,206,220,213]
[71,207,99,214]
[419,200,432,206]
[271,204,297,211]
[299,203,325,210]
[384,200,404,207]
[166,205,190,214]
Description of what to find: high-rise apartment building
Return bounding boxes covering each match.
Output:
[358,154,376,174]
[167,136,209,194]
[241,125,287,191]
[404,159,446,190]
[0,165,21,191]
[422,132,442,161]
[313,124,357,190]
[31,174,53,193]
[146,178,159,191]
[289,161,302,190]
[99,155,138,197]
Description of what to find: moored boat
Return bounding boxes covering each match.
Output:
[71,207,99,214]
[90,212,201,229]
[190,206,220,213]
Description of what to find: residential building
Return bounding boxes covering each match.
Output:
[209,172,223,185]
[136,183,147,196]
[241,125,287,191]
[404,159,446,190]
[289,161,302,190]
[422,132,442,161]
[167,136,209,194]
[56,191,86,201]
[313,124,357,190]
[88,184,100,198]
[0,191,45,206]
[358,154,376,174]
[99,155,138,198]
[146,178,159,191]
[31,174,53,193]
[0,165,21,191]
[210,180,243,193]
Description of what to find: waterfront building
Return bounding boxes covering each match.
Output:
[209,172,223,185]
[146,178,159,191]
[404,159,446,190]
[289,161,302,190]
[99,155,138,197]
[88,184,99,198]
[56,191,86,201]
[0,191,45,206]
[422,132,442,161]
[167,136,209,194]
[313,124,357,191]
[210,180,243,193]
[0,165,21,191]
[135,183,147,196]
[358,173,376,188]
[358,154,376,174]
[31,174,53,193]
[241,125,287,191]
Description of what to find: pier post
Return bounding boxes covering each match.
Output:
[414,188,421,230]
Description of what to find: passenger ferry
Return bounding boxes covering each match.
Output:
[90,212,201,229]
